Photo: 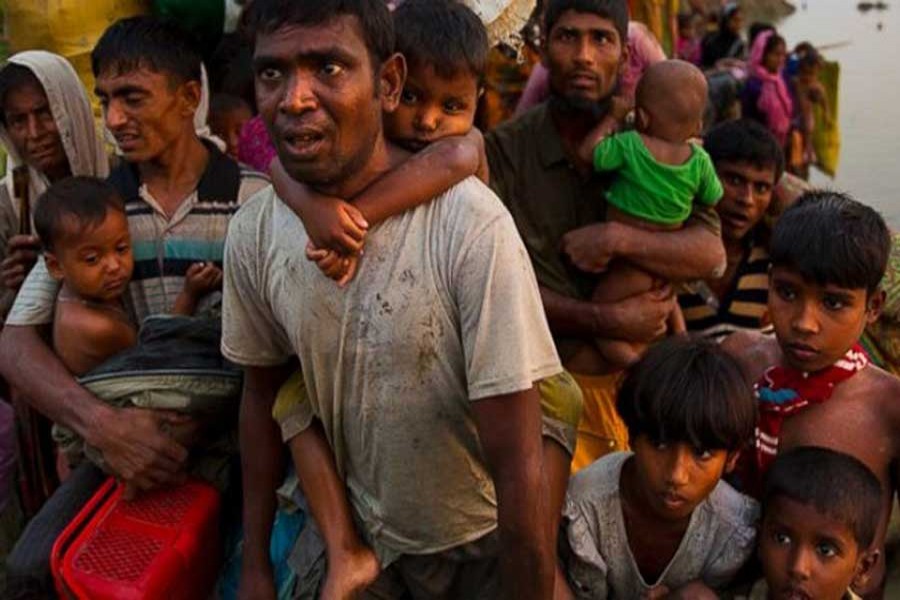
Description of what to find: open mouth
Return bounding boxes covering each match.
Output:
[281,128,326,160]
[115,133,141,150]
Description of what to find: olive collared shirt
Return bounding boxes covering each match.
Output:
[485,102,721,305]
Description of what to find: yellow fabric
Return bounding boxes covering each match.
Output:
[7,0,151,121]
[570,372,630,474]
[629,0,679,56]
[812,60,841,177]
[273,370,312,443]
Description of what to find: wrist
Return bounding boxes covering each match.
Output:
[81,401,117,447]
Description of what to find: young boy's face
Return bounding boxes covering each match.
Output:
[630,436,738,521]
[209,105,252,161]
[383,63,479,152]
[768,266,881,372]
[759,496,875,600]
[46,208,134,303]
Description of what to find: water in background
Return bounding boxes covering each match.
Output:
[759,0,900,225]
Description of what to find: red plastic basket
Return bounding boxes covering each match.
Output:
[51,477,222,600]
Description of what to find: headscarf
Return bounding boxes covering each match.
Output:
[0,51,108,224]
[464,0,535,52]
[700,2,745,67]
[749,30,794,146]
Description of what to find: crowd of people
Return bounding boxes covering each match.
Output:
[0,0,894,599]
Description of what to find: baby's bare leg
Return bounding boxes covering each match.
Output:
[590,262,658,369]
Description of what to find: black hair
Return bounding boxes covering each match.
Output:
[544,0,629,44]
[0,63,42,125]
[243,0,394,66]
[34,177,125,252]
[748,22,776,49]
[770,191,890,295]
[762,32,786,58]
[91,16,202,85]
[209,93,251,117]
[799,48,822,71]
[617,336,756,452]
[764,447,882,550]
[393,0,489,81]
[704,119,785,181]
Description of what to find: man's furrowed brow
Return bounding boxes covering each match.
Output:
[255,45,360,69]
[94,84,148,98]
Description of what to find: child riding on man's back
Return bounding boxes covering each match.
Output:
[268,0,585,563]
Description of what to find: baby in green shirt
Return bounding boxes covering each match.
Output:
[577,60,723,369]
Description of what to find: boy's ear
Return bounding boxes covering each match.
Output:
[866,288,886,325]
[45,252,64,282]
[378,52,407,115]
[851,548,880,592]
[724,450,741,474]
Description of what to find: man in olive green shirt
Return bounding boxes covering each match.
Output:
[485,0,725,466]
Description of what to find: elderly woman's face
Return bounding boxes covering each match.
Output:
[714,160,777,242]
[3,81,68,179]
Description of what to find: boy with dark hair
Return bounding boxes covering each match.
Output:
[561,336,758,599]
[271,0,581,537]
[679,119,785,342]
[754,447,882,600]
[723,191,900,596]
[208,93,253,162]
[34,176,220,376]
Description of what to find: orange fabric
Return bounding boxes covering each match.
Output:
[569,371,630,474]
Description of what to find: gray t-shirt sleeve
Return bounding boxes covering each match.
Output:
[450,203,561,400]
[6,257,59,327]
[221,199,293,366]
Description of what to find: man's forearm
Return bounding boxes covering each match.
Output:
[240,369,288,571]
[473,389,553,600]
[540,286,620,339]
[615,221,726,280]
[0,325,108,441]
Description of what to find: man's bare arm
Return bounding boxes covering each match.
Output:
[238,365,290,599]
[0,325,188,491]
[472,387,553,600]
[539,285,672,343]
[562,219,726,281]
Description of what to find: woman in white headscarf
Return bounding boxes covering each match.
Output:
[0,50,109,318]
